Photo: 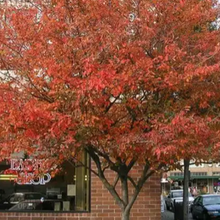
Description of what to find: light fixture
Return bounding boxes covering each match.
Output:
[0,174,17,180]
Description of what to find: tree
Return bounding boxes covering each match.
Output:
[0,1,220,220]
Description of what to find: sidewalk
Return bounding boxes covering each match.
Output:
[161,210,193,220]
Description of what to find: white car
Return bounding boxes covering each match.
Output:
[165,190,194,211]
[161,195,165,212]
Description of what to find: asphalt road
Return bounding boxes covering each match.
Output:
[161,210,194,220]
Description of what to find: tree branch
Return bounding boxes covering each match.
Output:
[127,159,136,172]
[120,175,129,206]
[113,174,119,189]
[144,49,154,59]
[91,147,116,171]
[127,175,137,189]
[86,146,125,209]
[102,164,110,173]
[105,94,120,113]
[67,159,99,176]
[125,160,151,214]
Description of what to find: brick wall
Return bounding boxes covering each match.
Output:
[0,165,161,220]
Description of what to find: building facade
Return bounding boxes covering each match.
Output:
[0,161,161,220]
[168,163,220,195]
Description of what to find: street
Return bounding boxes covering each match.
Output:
[161,210,194,220]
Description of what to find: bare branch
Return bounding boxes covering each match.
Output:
[144,48,154,59]
[127,175,137,189]
[105,94,121,113]
[127,159,136,172]
[91,147,115,169]
[113,174,119,189]
[102,164,110,173]
[86,146,125,209]
[67,159,99,176]
[124,160,155,214]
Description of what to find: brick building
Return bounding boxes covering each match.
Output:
[0,160,161,220]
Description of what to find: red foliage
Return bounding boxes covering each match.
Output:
[0,0,219,172]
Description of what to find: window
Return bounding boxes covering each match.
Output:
[172,191,183,198]
[203,196,220,206]
[170,172,184,177]
[192,172,207,176]
[0,153,90,212]
[9,194,24,203]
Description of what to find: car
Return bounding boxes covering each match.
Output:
[9,199,63,211]
[161,194,165,212]
[191,194,220,220]
[165,189,194,211]
[0,192,45,210]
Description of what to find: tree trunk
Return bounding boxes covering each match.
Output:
[183,159,190,220]
[121,209,130,220]
[87,147,157,220]
[121,177,129,206]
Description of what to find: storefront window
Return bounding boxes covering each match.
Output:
[0,153,90,212]
[213,180,220,193]
[196,179,208,194]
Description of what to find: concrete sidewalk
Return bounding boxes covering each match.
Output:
[161,210,193,220]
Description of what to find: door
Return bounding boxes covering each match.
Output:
[192,196,204,219]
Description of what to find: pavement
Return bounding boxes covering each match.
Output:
[161,210,194,220]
